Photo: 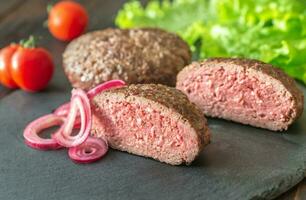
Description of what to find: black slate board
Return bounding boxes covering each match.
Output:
[1,84,305,200]
[0,1,306,200]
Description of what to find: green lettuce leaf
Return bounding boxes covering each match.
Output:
[116,0,306,84]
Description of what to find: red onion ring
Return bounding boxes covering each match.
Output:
[87,79,126,98]
[23,114,64,150]
[24,80,125,163]
[68,136,108,164]
[53,102,71,117]
[54,80,126,117]
[54,102,81,128]
[53,89,92,147]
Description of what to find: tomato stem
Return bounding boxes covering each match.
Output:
[20,36,36,48]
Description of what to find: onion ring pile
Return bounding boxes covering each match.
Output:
[23,80,125,163]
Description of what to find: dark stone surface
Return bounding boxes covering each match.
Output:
[0,1,305,200]
[0,81,305,200]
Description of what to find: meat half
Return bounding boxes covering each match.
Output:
[176,58,304,131]
[90,84,210,165]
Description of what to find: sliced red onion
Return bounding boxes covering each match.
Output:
[23,114,64,150]
[54,102,81,128]
[24,80,124,163]
[87,80,126,98]
[68,136,108,164]
[53,102,71,117]
[53,89,92,147]
[54,80,126,117]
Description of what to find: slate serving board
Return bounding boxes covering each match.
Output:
[0,1,306,200]
[1,83,305,200]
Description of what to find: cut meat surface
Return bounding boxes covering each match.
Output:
[176,58,304,131]
[90,84,210,165]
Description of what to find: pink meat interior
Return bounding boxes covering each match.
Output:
[177,66,295,130]
[91,95,200,165]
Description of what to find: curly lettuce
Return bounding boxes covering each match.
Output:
[116,0,306,84]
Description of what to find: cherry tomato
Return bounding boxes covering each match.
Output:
[48,1,88,41]
[0,44,19,89]
[11,47,54,92]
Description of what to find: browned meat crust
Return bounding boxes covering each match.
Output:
[63,28,191,90]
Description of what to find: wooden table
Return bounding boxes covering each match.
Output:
[0,1,304,199]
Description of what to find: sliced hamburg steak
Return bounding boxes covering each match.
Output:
[90,84,210,165]
[176,58,304,131]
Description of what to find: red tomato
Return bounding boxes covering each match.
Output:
[48,1,88,41]
[11,47,54,92]
[0,45,19,89]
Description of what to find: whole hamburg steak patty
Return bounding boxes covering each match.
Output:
[63,28,191,90]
